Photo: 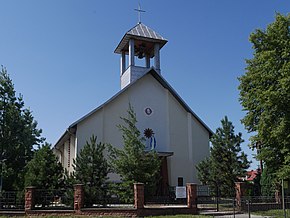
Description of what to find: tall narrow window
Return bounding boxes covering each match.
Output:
[68,138,71,168]
[178,177,183,187]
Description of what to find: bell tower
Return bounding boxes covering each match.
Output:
[114,23,167,89]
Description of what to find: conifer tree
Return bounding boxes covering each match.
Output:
[73,135,110,206]
[25,143,63,189]
[109,104,160,203]
[0,66,43,190]
[197,116,250,197]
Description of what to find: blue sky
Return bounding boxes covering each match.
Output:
[0,1,289,168]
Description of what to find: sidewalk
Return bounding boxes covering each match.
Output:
[200,210,270,218]
[213,214,270,218]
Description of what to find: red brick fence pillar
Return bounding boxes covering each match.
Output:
[74,184,84,212]
[25,186,36,212]
[235,182,247,209]
[187,183,197,208]
[134,183,144,209]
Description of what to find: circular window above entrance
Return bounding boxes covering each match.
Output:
[144,107,153,116]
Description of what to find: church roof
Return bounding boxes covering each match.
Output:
[54,68,213,148]
[114,23,167,54]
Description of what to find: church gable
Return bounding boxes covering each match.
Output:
[73,70,210,156]
[75,72,170,153]
[59,68,212,151]
[55,69,211,158]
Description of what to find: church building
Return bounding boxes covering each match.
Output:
[54,22,212,188]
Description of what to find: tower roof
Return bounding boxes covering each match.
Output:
[114,23,167,56]
[127,23,166,41]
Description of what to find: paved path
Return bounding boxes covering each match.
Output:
[200,210,272,218]
[213,214,271,218]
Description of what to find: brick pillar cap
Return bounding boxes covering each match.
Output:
[186,183,197,185]
[134,182,144,185]
[26,186,36,189]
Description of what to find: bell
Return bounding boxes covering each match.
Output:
[137,44,145,59]
[138,52,144,59]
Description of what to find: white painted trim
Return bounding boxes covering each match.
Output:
[129,39,135,66]
[187,112,193,161]
[101,107,105,142]
[121,52,126,75]
[74,137,77,163]
[154,43,160,72]
[165,90,170,150]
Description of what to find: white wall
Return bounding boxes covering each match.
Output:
[76,74,170,153]
[167,92,191,186]
[71,73,210,184]
[191,115,210,183]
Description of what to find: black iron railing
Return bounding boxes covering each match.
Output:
[145,186,187,205]
[241,196,290,212]
[82,183,134,208]
[34,189,73,210]
[0,191,24,210]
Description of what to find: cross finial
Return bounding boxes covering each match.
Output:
[134,2,145,24]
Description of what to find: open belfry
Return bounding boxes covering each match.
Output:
[115,22,167,88]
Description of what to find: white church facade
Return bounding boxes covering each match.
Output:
[54,22,212,190]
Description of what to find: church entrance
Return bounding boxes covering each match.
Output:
[156,152,173,196]
[145,152,175,204]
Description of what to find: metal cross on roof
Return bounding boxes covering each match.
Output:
[134,3,145,24]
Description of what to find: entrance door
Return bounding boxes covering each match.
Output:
[157,156,169,196]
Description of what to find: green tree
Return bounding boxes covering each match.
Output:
[260,165,276,196]
[73,135,110,206]
[61,169,75,206]
[252,169,262,196]
[238,13,290,180]
[0,66,43,190]
[196,116,250,197]
[25,143,63,189]
[109,104,160,203]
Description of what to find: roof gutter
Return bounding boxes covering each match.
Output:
[54,127,76,149]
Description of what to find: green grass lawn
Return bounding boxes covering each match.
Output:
[0,215,208,218]
[253,209,290,218]
[0,216,208,218]
[149,216,208,218]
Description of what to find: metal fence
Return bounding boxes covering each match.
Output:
[34,189,73,210]
[197,196,290,217]
[0,191,24,210]
[197,196,237,212]
[197,185,210,197]
[240,196,290,217]
[145,186,187,206]
[81,184,134,208]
